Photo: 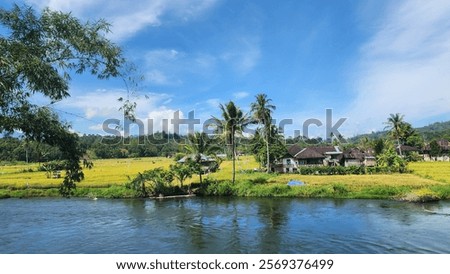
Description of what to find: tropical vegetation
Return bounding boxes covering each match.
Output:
[1,5,449,201]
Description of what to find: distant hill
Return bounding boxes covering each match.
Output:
[416,121,450,141]
[350,120,450,142]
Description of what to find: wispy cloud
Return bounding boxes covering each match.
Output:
[57,90,171,118]
[144,49,216,85]
[221,36,261,75]
[233,91,250,100]
[26,0,220,41]
[347,0,450,133]
[205,98,221,108]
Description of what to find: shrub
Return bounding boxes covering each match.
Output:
[297,165,409,175]
[204,181,234,196]
[250,177,269,184]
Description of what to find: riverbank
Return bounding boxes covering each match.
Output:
[1,158,449,200]
[1,178,449,201]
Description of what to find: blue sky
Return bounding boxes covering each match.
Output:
[3,0,450,139]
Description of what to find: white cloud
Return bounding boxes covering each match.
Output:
[146,106,183,134]
[55,89,172,120]
[26,0,220,41]
[347,0,450,134]
[54,89,193,134]
[221,36,261,74]
[233,91,250,100]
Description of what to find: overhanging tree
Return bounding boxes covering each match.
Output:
[0,5,125,196]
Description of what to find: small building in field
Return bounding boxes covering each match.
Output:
[177,154,219,173]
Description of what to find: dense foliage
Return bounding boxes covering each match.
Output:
[0,5,125,196]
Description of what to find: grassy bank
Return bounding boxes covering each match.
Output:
[1,157,450,200]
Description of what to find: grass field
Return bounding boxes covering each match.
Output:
[1,157,450,199]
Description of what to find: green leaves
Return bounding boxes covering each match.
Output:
[128,168,174,197]
[1,5,126,197]
[1,4,124,103]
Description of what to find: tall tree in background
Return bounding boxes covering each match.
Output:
[384,113,405,156]
[429,140,441,160]
[0,5,125,196]
[250,93,276,173]
[214,101,248,184]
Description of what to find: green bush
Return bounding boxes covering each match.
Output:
[297,165,409,175]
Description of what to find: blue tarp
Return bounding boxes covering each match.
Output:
[287,180,305,186]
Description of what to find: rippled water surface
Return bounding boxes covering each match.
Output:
[0,198,449,253]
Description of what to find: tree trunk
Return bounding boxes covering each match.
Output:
[266,128,270,173]
[397,138,402,156]
[232,132,236,184]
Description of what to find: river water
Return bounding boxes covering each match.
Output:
[0,197,449,253]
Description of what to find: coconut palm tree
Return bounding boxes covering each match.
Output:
[184,132,219,184]
[250,93,276,173]
[214,101,249,184]
[384,113,405,156]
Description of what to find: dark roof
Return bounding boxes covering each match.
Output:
[398,145,419,152]
[289,146,341,159]
[295,147,325,159]
[287,145,303,156]
[438,139,449,147]
[423,139,449,152]
[314,146,340,154]
[340,148,371,161]
[438,139,449,150]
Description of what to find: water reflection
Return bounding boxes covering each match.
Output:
[255,198,289,253]
[0,198,448,253]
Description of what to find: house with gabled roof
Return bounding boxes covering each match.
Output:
[272,145,343,173]
[338,148,376,167]
[294,146,342,166]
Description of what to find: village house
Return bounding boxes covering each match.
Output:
[397,144,420,155]
[273,145,343,173]
[338,148,376,167]
[273,145,377,173]
[422,139,450,161]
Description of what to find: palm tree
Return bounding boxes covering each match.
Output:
[184,132,219,184]
[384,113,405,156]
[250,93,276,173]
[214,101,249,184]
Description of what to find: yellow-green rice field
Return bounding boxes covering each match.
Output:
[1,157,449,199]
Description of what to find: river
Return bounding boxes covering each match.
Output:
[0,197,449,253]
